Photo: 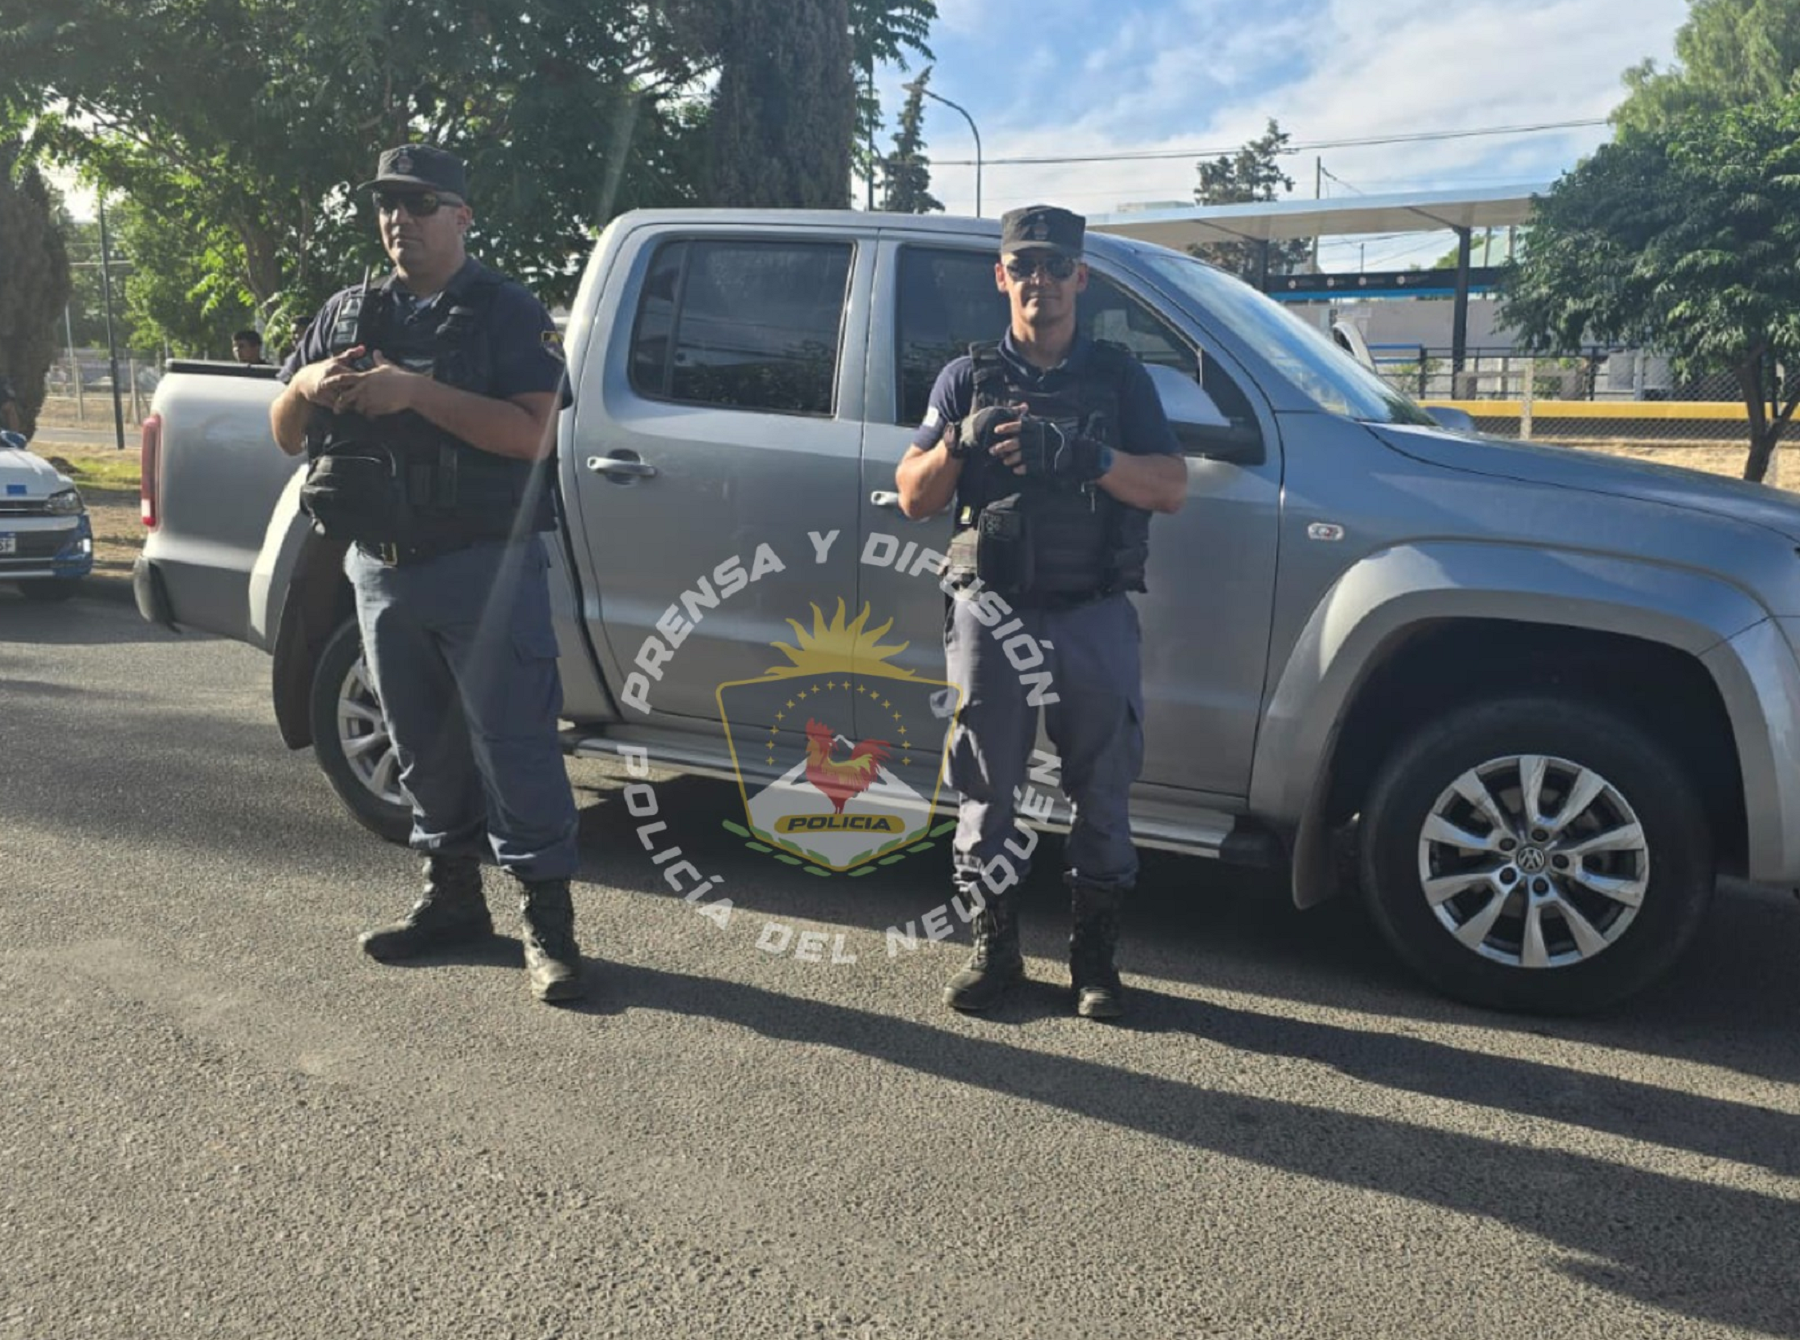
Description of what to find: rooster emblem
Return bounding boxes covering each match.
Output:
[803,718,891,814]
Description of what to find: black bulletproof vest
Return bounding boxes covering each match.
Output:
[310,264,548,542]
[958,339,1151,598]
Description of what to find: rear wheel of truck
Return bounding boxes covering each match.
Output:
[1358,696,1714,1014]
[309,618,412,845]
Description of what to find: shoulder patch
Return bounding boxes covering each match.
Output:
[922,405,944,433]
[540,328,567,362]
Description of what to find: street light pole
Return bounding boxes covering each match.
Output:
[901,80,981,217]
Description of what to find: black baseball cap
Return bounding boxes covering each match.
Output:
[358,144,468,199]
[1000,204,1085,257]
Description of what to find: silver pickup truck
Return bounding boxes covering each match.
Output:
[135,208,1800,1013]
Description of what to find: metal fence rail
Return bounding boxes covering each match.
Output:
[1376,346,1800,452]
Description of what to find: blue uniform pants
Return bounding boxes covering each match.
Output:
[944,591,1144,899]
[346,537,580,882]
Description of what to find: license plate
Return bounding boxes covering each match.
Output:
[0,534,14,555]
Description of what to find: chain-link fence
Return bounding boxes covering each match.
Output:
[37,348,165,430]
[1374,345,1799,451]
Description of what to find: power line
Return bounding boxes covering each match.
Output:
[933,118,1608,167]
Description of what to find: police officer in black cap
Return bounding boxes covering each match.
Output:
[895,204,1186,1019]
[271,144,585,1004]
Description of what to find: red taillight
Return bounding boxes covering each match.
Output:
[140,413,161,529]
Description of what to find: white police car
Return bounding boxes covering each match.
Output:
[0,429,94,601]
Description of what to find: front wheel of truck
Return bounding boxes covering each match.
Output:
[1359,696,1715,1014]
[309,618,412,845]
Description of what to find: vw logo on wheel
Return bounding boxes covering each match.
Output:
[1516,846,1549,874]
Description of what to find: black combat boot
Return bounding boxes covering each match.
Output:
[360,856,493,960]
[1069,879,1127,1020]
[943,893,1024,1011]
[518,879,585,1003]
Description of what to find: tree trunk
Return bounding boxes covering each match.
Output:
[1739,357,1775,483]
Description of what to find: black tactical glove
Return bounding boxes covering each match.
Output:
[951,405,1012,460]
[1013,414,1114,482]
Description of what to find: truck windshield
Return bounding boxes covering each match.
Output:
[1133,249,1439,427]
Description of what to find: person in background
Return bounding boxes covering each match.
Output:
[0,373,22,435]
[232,330,268,366]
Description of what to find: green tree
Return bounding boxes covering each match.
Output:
[1614,0,1800,135]
[880,66,941,213]
[1191,119,1311,281]
[849,0,936,204]
[1499,97,1800,482]
[0,143,73,435]
[2,0,929,330]
[707,0,857,207]
[0,0,724,330]
[114,196,257,357]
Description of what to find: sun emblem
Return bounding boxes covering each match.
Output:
[764,599,914,679]
[716,600,957,874]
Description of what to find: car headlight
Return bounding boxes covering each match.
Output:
[46,488,84,515]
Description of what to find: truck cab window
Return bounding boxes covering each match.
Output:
[630,238,853,416]
[894,245,1249,427]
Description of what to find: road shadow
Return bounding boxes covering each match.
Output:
[569,762,1800,1090]
[0,590,179,647]
[565,958,1800,1338]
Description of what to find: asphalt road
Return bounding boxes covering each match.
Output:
[6,592,1800,1339]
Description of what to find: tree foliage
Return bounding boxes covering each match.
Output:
[1499,97,1800,481]
[707,0,857,208]
[880,66,941,213]
[1,0,930,336]
[0,143,73,434]
[114,197,259,358]
[849,0,935,201]
[1190,119,1311,281]
[1614,0,1800,135]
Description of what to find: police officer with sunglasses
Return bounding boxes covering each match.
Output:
[895,204,1187,1019]
[270,144,586,1004]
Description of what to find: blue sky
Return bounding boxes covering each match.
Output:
[869,0,1693,269]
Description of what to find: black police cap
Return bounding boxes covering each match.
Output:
[358,144,468,200]
[1000,204,1085,257]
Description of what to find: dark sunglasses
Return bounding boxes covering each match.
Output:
[1004,255,1079,281]
[372,190,461,217]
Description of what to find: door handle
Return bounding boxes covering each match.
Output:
[587,454,657,480]
[870,490,901,509]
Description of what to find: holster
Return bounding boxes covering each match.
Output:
[299,442,412,547]
[944,492,1033,596]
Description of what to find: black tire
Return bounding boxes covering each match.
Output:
[1359,695,1714,1014]
[17,580,79,602]
[308,618,412,845]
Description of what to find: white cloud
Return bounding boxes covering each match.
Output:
[906,0,1690,267]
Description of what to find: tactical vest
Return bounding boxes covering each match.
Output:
[952,339,1151,601]
[302,262,551,549]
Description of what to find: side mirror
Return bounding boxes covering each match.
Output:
[1330,320,1377,371]
[0,429,26,451]
[1423,405,1476,434]
[1145,363,1264,465]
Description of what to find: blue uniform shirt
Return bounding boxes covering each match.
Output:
[910,330,1180,457]
[279,258,569,405]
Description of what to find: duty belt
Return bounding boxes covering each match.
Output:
[357,536,480,567]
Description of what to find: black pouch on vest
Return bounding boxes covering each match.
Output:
[972,492,1033,596]
[299,445,409,546]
